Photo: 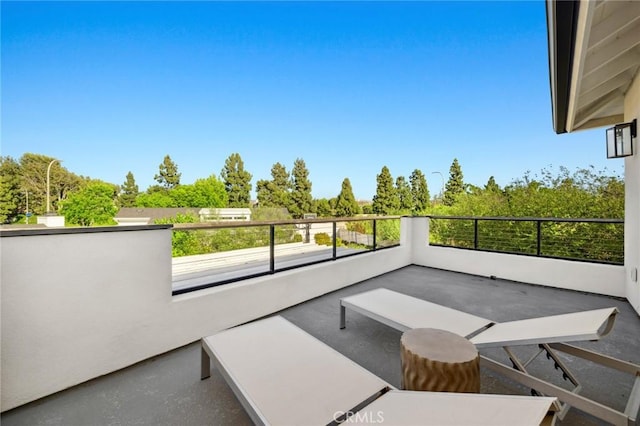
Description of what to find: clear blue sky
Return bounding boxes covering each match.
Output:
[1,1,623,200]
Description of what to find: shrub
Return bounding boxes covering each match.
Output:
[314,232,332,246]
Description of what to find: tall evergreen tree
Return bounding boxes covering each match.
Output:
[220,153,252,207]
[372,166,399,214]
[270,162,291,207]
[288,158,313,218]
[443,158,464,206]
[409,169,430,213]
[154,155,181,189]
[120,171,139,207]
[255,179,272,206]
[335,178,360,217]
[395,176,413,211]
[256,162,291,207]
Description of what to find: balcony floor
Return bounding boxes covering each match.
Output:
[3,265,639,425]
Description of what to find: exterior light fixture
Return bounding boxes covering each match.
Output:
[606,119,636,159]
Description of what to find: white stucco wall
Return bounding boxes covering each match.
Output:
[410,217,626,298]
[624,72,640,314]
[1,220,411,411]
[1,216,629,411]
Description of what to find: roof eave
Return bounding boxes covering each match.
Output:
[546,0,580,134]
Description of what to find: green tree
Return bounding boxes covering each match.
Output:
[329,197,338,212]
[120,171,139,207]
[271,162,291,206]
[409,169,430,213]
[136,191,176,207]
[255,179,271,206]
[0,175,17,223]
[60,181,118,226]
[335,178,360,217]
[395,176,413,211]
[443,158,464,206]
[372,166,399,214]
[171,175,228,207]
[257,162,291,208]
[145,184,166,194]
[314,198,333,217]
[501,166,621,218]
[154,155,181,189]
[288,158,313,218]
[593,175,624,218]
[19,153,83,214]
[221,153,252,207]
[428,166,624,263]
[0,156,22,223]
[137,175,228,208]
[485,176,501,193]
[154,213,203,257]
[251,207,293,221]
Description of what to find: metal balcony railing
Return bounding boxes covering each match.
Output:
[171,216,401,295]
[428,216,624,265]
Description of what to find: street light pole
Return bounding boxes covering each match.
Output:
[431,171,445,199]
[46,159,59,214]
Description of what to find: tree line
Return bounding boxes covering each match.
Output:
[0,152,624,228]
[427,162,624,263]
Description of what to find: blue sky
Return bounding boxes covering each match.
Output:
[1,1,623,200]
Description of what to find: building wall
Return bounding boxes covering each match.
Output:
[624,73,640,314]
[0,221,411,411]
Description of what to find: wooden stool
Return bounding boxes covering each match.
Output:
[401,328,480,393]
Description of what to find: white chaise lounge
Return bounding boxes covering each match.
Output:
[201,315,556,426]
[339,288,640,426]
[339,288,618,346]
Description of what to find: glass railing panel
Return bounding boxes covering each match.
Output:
[337,219,374,257]
[171,216,403,295]
[376,217,401,248]
[273,222,333,270]
[172,224,271,292]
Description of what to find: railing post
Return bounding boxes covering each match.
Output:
[536,220,541,256]
[373,219,377,250]
[269,224,275,273]
[332,221,337,259]
[474,219,478,249]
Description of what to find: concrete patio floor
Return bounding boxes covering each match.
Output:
[3,265,639,425]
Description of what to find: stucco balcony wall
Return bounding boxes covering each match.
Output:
[0,220,411,411]
[0,216,630,412]
[410,217,626,298]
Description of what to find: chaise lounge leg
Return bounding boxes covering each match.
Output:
[201,346,211,380]
[340,304,346,329]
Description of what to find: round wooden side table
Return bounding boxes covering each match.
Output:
[400,327,480,393]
